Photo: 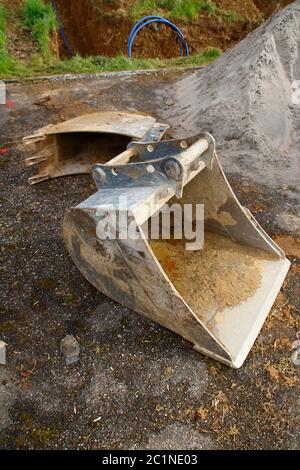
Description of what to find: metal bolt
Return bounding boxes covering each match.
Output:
[147,144,154,153]
[146,164,155,174]
[180,140,188,149]
[164,160,181,179]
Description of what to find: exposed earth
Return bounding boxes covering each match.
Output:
[55,0,294,58]
[0,2,299,451]
[2,0,295,62]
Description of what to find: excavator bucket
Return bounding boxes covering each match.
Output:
[63,133,290,368]
[23,112,169,184]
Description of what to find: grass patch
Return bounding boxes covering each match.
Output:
[0,53,17,75]
[22,0,57,57]
[169,47,220,65]
[221,10,239,23]
[131,0,219,20]
[131,0,242,22]
[0,1,21,75]
[0,48,221,79]
[200,1,218,16]
[0,1,5,51]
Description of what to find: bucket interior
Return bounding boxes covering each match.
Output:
[37,132,132,176]
[150,230,274,325]
[53,132,131,165]
[147,203,289,366]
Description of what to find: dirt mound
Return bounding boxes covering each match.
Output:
[159,2,300,198]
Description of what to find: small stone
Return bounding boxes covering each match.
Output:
[60,335,80,365]
[291,340,300,366]
[166,99,175,106]
[291,349,300,366]
[0,341,7,365]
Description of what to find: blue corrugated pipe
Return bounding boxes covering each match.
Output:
[128,16,189,58]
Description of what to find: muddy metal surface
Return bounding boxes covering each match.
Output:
[0,66,299,449]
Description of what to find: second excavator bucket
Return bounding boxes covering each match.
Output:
[23,112,169,184]
[63,134,290,368]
